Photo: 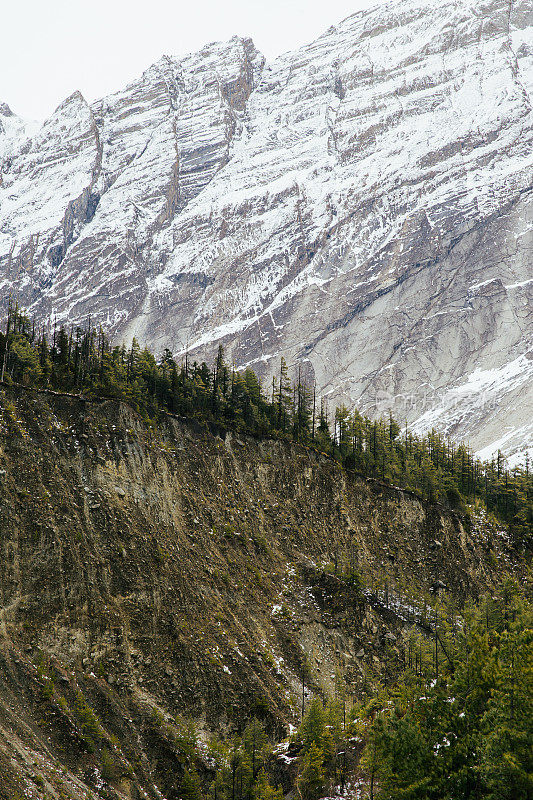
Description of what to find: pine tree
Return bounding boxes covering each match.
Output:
[179,767,202,800]
[481,600,533,799]
[298,698,334,767]
[297,743,326,800]
[276,357,292,432]
[254,770,282,800]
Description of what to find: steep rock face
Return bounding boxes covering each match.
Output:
[0,92,101,290]
[0,385,516,798]
[0,0,532,463]
[0,37,264,329]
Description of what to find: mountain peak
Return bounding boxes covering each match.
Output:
[1,0,531,465]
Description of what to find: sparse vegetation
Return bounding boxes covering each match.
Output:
[0,304,531,549]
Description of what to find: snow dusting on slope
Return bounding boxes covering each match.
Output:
[0,0,531,462]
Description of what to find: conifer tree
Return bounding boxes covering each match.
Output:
[276,357,292,432]
[297,743,326,800]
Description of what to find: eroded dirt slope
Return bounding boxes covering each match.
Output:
[0,387,515,799]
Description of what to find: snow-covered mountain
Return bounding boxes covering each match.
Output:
[1,0,532,464]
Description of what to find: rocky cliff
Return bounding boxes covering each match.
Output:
[1,0,532,464]
[0,385,519,799]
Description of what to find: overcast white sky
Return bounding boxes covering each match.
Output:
[1,0,377,121]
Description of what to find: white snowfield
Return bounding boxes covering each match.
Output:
[0,0,532,464]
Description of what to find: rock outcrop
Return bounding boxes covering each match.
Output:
[1,0,532,464]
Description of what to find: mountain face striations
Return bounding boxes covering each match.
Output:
[1,0,532,463]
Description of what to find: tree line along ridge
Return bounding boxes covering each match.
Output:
[0,304,531,547]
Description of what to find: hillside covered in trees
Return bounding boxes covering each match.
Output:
[1,305,531,549]
[171,584,533,800]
